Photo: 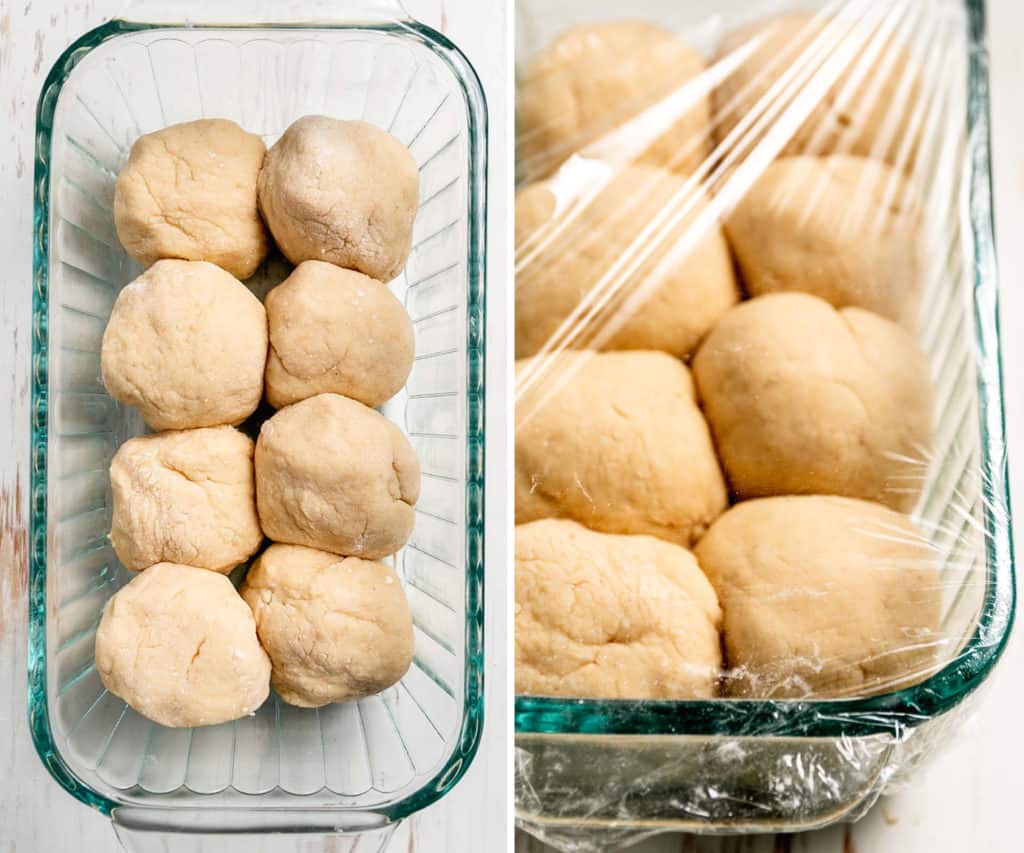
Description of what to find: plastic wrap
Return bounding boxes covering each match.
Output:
[513,0,1014,847]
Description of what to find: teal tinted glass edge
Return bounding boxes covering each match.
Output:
[29,19,120,820]
[515,0,1016,741]
[28,18,487,823]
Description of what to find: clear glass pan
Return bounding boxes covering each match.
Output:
[514,0,1015,840]
[28,13,487,842]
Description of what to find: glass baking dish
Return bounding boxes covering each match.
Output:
[28,6,487,847]
[514,0,1014,844]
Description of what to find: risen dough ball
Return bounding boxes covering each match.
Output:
[240,543,414,707]
[516,351,727,545]
[692,293,933,511]
[257,116,419,282]
[516,519,722,699]
[255,393,420,559]
[114,119,267,279]
[265,260,414,409]
[713,13,922,171]
[517,22,711,181]
[101,259,268,430]
[726,156,923,325]
[109,426,262,573]
[514,181,557,250]
[516,166,739,359]
[695,496,941,698]
[95,562,271,727]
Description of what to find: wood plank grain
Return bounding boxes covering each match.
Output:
[0,476,26,641]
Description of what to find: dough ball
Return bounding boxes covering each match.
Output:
[516,351,727,545]
[257,116,419,282]
[109,426,262,573]
[517,22,711,181]
[114,119,268,279]
[515,166,739,359]
[255,393,420,559]
[713,13,922,171]
[692,293,933,511]
[95,562,271,727]
[695,496,942,698]
[516,519,722,699]
[240,543,414,707]
[514,181,556,250]
[101,259,268,430]
[725,156,923,325]
[265,260,414,409]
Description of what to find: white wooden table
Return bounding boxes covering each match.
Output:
[0,0,509,851]
[517,0,1024,850]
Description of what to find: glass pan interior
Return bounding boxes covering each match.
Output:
[514,0,1013,736]
[33,23,483,819]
